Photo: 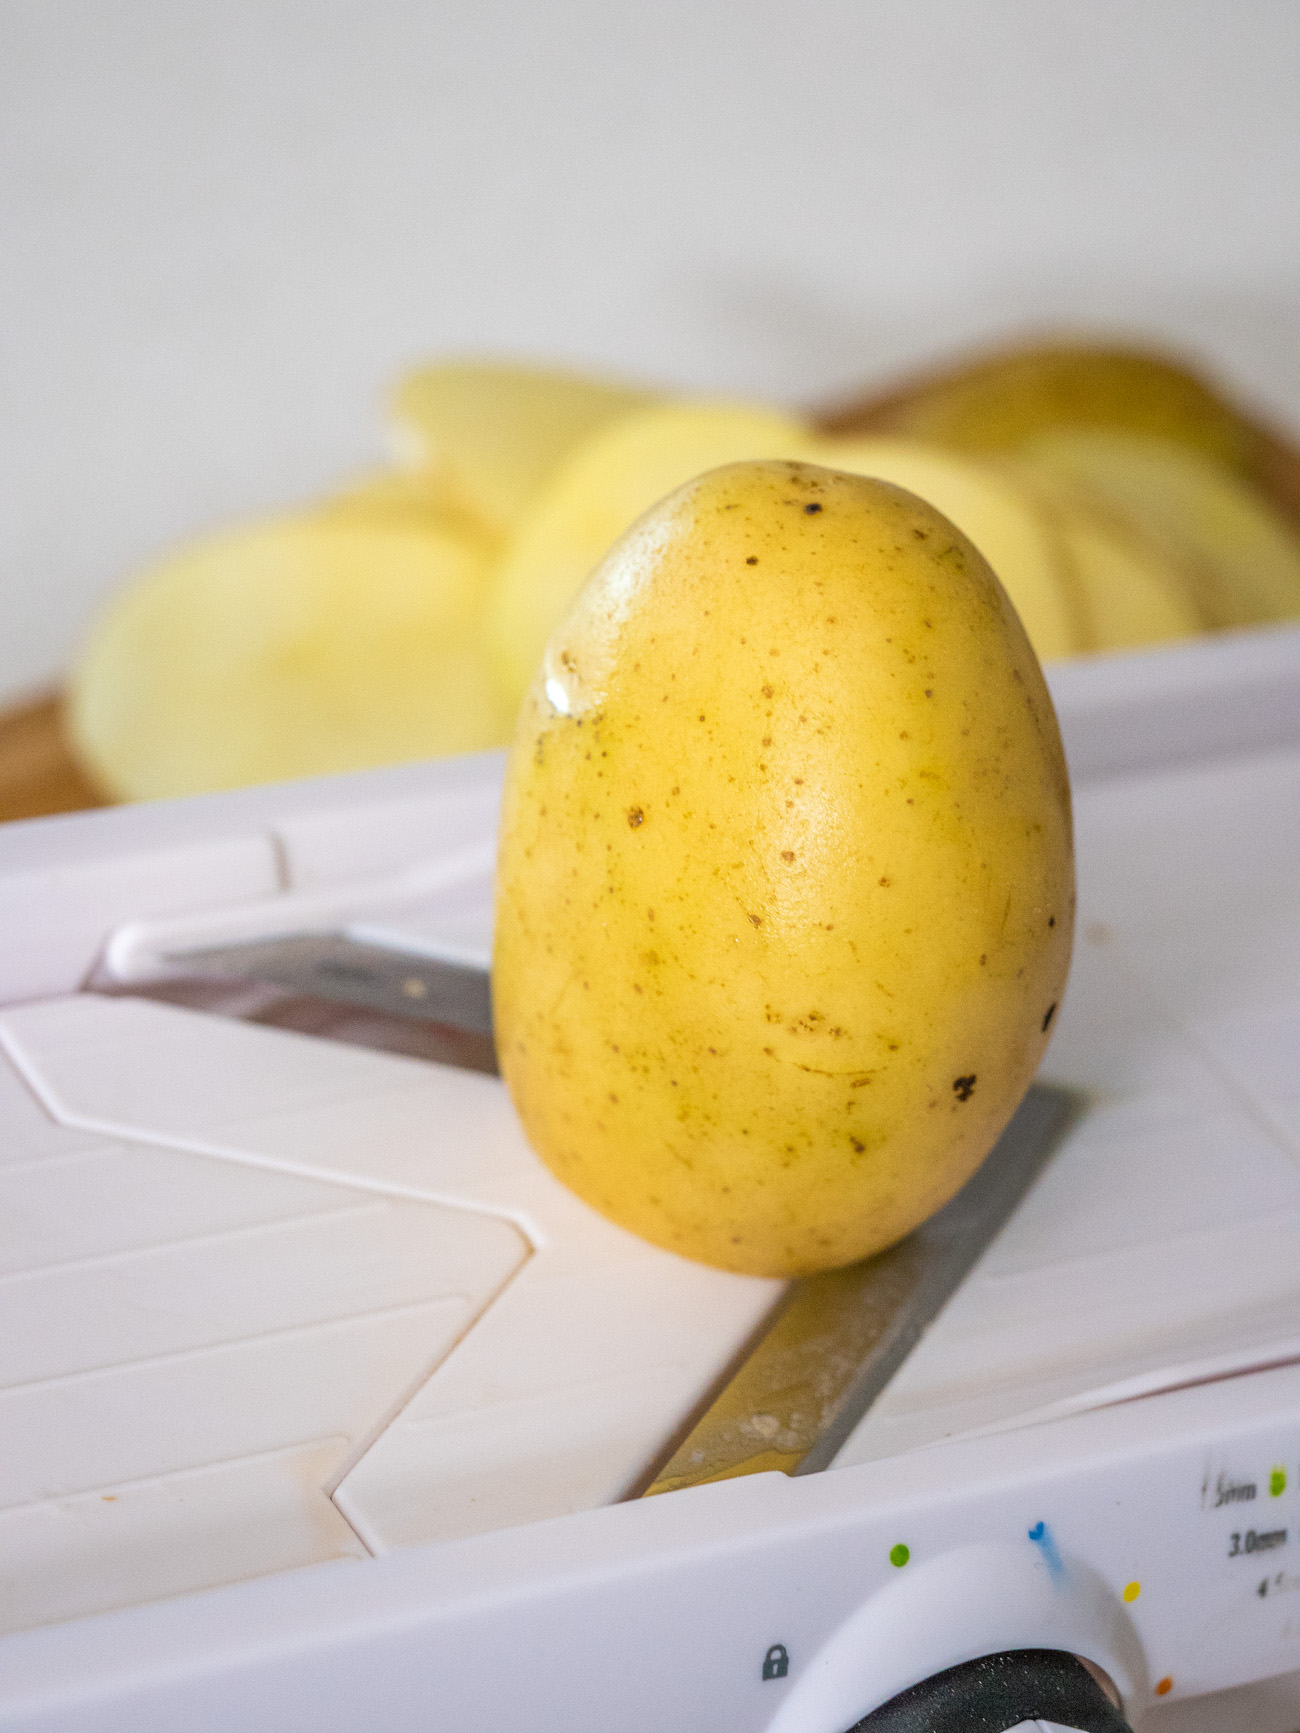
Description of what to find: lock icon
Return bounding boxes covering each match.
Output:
[762,1643,789,1681]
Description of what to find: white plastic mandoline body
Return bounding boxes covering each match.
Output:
[1,622,1300,1730]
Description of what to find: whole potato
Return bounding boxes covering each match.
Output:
[493,461,1074,1276]
[798,435,1083,661]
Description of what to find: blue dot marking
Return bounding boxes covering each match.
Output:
[1028,1519,1065,1582]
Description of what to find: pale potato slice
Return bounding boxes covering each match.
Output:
[68,519,511,801]
[315,470,504,602]
[801,436,1082,662]
[389,362,656,537]
[487,401,812,712]
[1018,431,1300,630]
[1044,496,1205,653]
[317,469,498,545]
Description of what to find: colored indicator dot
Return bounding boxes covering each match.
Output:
[1123,1581,1141,1602]
[889,1543,910,1568]
[1156,1677,1173,1697]
[1271,1467,1287,1497]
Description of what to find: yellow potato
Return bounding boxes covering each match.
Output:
[1016,431,1300,631]
[68,518,511,800]
[388,361,656,537]
[486,400,811,713]
[494,460,1074,1277]
[801,435,1082,661]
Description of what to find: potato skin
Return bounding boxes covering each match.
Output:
[493,461,1074,1276]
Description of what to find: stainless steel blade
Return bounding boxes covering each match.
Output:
[164,932,495,1034]
[638,1083,1081,1494]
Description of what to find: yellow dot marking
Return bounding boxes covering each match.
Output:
[1156,1676,1173,1696]
[1123,1581,1141,1602]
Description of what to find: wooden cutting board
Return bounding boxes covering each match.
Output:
[0,692,106,824]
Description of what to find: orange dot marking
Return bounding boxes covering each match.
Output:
[1122,1581,1141,1602]
[1156,1677,1173,1696]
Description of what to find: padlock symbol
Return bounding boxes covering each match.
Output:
[762,1643,789,1681]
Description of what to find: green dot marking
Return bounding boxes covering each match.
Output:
[1271,1467,1287,1497]
[889,1543,910,1568]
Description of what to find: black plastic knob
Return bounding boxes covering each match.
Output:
[844,1648,1133,1732]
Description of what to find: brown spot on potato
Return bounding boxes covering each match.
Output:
[952,1075,977,1102]
[627,806,644,828]
[1042,1002,1057,1032]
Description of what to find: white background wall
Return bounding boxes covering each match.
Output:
[3,0,1300,704]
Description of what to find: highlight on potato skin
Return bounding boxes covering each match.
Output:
[492,460,1075,1278]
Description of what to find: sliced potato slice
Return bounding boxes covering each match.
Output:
[802,436,1082,661]
[314,470,504,603]
[68,518,511,801]
[389,361,656,537]
[1018,431,1300,630]
[487,401,812,711]
[1043,496,1204,653]
[317,468,498,546]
